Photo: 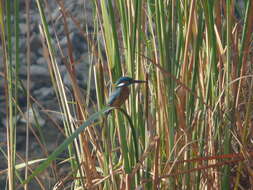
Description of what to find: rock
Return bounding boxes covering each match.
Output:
[0,50,2,68]
[71,32,88,56]
[63,72,72,87]
[20,105,45,127]
[62,58,95,91]
[0,0,96,188]
[19,64,51,87]
[19,23,27,35]
[30,34,42,51]
[19,0,37,10]
[59,36,68,47]
[30,52,38,64]
[0,77,4,95]
[52,6,61,20]
[36,57,47,65]
[0,127,6,146]
[30,65,49,78]
[33,87,54,100]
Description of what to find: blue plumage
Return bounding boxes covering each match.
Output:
[115,77,134,87]
[107,76,145,109]
[108,88,123,106]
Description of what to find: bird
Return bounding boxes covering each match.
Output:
[107,76,146,110]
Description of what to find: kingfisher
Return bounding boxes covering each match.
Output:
[107,76,146,109]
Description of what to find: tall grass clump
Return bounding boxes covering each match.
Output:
[1,0,253,189]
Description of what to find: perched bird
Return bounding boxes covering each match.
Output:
[107,76,146,109]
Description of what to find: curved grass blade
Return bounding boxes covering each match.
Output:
[23,107,111,184]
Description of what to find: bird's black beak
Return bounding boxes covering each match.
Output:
[133,79,146,84]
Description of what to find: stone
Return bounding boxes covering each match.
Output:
[20,105,45,127]
[0,0,96,188]
[33,87,54,100]
[36,57,47,65]
[71,32,88,55]
[30,34,42,51]
[30,65,49,78]
[19,23,27,35]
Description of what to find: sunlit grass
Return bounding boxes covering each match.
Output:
[1,0,253,189]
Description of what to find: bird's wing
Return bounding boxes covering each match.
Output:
[107,88,122,106]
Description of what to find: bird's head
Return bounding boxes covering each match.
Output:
[115,76,146,88]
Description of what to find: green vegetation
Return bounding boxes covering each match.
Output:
[1,0,253,189]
